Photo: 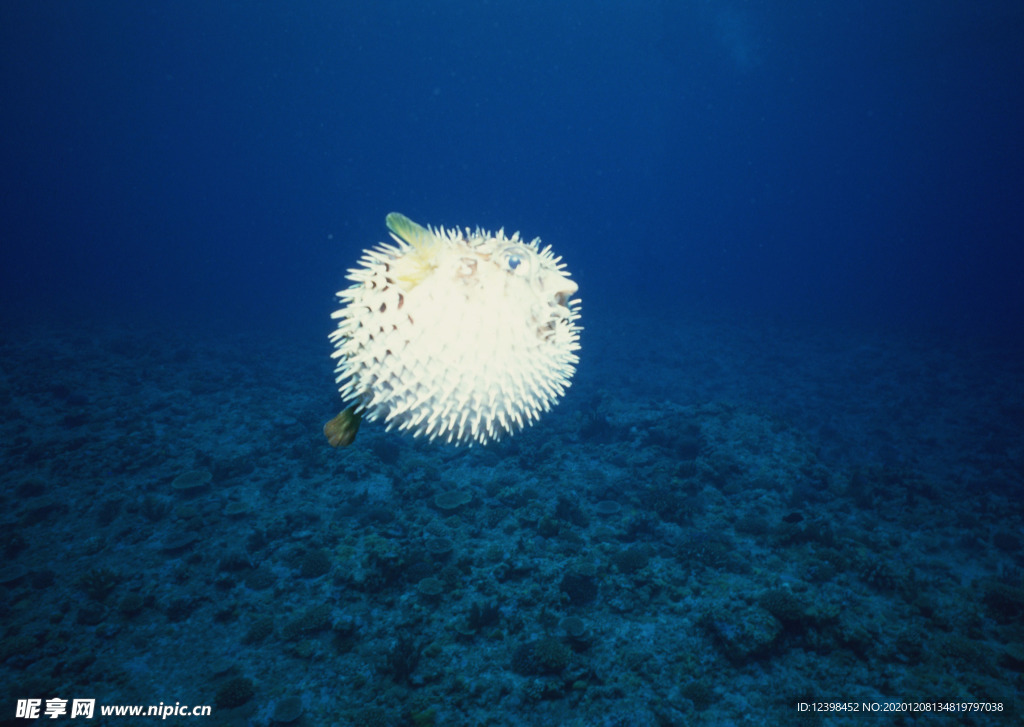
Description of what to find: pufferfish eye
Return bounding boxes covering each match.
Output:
[499,245,531,275]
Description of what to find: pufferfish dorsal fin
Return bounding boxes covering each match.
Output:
[386,212,437,253]
[385,212,442,290]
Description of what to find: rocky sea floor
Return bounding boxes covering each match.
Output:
[1,313,1022,726]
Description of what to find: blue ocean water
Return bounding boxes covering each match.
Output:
[1,2,1022,725]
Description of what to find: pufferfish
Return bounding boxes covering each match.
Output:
[325,212,581,447]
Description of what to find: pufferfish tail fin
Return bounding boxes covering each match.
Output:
[385,212,441,290]
[324,405,361,447]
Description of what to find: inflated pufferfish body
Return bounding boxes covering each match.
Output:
[328,213,581,446]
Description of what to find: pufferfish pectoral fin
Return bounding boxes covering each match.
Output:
[324,406,362,447]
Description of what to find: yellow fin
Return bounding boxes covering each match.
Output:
[385,212,440,290]
[386,213,436,252]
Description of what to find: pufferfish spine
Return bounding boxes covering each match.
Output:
[328,213,581,446]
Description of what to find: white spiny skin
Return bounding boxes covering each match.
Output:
[330,216,581,445]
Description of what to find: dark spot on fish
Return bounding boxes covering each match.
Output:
[380,302,387,313]
[397,292,404,309]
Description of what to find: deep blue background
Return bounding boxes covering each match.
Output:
[2,1,1022,341]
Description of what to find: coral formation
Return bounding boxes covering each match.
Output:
[299,548,332,579]
[512,637,573,676]
[215,676,255,709]
[171,469,212,493]
[432,490,472,511]
[282,604,332,641]
[3,316,1022,725]
[78,567,119,602]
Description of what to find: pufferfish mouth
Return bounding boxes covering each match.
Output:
[553,279,579,308]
